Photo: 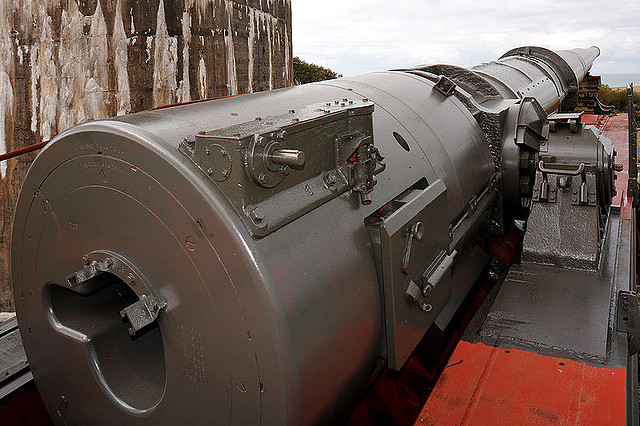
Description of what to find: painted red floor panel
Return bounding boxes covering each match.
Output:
[603,114,633,218]
[581,113,610,129]
[415,341,626,425]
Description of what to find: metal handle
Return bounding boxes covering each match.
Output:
[270,149,305,167]
[538,160,585,176]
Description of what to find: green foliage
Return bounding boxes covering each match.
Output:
[598,84,640,114]
[293,57,342,85]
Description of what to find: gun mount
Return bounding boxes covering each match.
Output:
[11,46,618,424]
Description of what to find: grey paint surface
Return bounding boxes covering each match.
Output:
[480,262,611,361]
[11,46,601,424]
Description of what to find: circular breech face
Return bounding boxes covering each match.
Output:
[15,147,262,423]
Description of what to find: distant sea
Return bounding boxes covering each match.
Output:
[600,74,640,87]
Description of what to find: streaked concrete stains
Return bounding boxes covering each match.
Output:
[176,10,192,103]
[152,0,178,106]
[0,0,292,310]
[224,0,238,95]
[85,0,110,120]
[0,0,14,179]
[113,0,131,116]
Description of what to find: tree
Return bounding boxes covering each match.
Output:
[293,57,342,84]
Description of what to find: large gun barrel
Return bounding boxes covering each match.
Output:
[488,46,599,111]
[11,46,614,424]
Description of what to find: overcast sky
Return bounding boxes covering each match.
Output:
[292,0,640,77]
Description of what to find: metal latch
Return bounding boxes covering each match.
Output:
[120,294,164,336]
[406,250,457,312]
[348,138,385,205]
[616,290,640,355]
[66,251,166,335]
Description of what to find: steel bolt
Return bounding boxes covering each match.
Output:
[324,171,337,187]
[205,148,211,156]
[248,208,264,223]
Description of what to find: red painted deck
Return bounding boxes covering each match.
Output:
[415,341,626,425]
[603,114,633,218]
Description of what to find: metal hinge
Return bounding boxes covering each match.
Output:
[616,290,640,355]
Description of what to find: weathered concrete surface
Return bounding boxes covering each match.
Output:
[0,0,293,310]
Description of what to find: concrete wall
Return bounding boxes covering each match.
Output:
[0,0,293,310]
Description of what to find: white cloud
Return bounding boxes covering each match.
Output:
[292,0,640,76]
